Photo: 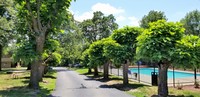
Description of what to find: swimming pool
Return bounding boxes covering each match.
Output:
[129,68,200,78]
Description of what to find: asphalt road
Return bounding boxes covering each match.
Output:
[50,67,134,97]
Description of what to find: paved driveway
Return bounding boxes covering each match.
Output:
[50,67,134,97]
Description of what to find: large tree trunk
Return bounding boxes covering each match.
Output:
[29,34,45,89]
[88,68,92,74]
[0,45,2,71]
[38,64,45,82]
[103,61,109,80]
[158,63,170,97]
[27,63,31,70]
[29,60,40,89]
[94,67,98,76]
[123,60,129,85]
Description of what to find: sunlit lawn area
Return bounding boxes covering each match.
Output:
[0,67,57,97]
[75,68,200,97]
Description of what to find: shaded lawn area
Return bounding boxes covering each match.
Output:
[74,68,200,97]
[0,67,57,97]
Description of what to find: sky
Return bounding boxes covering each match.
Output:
[69,0,200,28]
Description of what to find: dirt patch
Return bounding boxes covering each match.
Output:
[182,85,200,92]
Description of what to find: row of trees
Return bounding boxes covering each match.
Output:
[80,10,200,97]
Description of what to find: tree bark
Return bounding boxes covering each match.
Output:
[158,63,170,97]
[118,68,119,76]
[103,62,109,80]
[27,63,31,70]
[88,68,92,74]
[38,64,45,82]
[0,45,2,71]
[29,34,45,89]
[29,60,39,89]
[94,67,98,76]
[123,60,129,85]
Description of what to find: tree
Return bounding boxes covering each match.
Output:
[86,38,121,79]
[140,10,167,28]
[80,11,118,43]
[111,26,141,85]
[0,0,15,71]
[174,35,200,85]
[101,38,122,80]
[56,15,86,66]
[137,20,184,96]
[103,38,124,78]
[88,40,106,76]
[80,11,118,73]
[181,10,200,36]
[15,0,73,89]
[81,49,90,67]
[58,30,85,65]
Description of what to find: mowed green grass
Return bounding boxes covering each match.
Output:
[75,68,200,97]
[0,67,57,97]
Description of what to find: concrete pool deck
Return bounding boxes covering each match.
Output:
[106,68,200,87]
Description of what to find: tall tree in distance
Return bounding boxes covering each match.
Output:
[181,10,200,36]
[140,10,167,28]
[57,15,85,66]
[15,0,73,89]
[80,11,118,43]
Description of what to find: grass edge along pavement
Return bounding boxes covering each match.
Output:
[74,68,200,97]
[0,67,57,97]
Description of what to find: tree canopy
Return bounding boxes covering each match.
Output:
[111,26,141,61]
[181,10,200,36]
[140,10,167,28]
[174,35,200,68]
[137,20,185,96]
[137,20,184,63]
[80,11,118,43]
[0,0,15,71]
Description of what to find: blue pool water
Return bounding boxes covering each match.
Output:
[129,68,200,78]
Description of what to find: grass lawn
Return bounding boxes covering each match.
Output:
[75,68,200,97]
[0,67,57,97]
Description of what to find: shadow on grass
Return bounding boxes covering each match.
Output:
[80,72,91,75]
[0,86,36,97]
[19,76,30,79]
[99,83,147,91]
[82,72,122,82]
[0,70,9,74]
[151,95,194,97]
[97,76,123,82]
[0,85,53,97]
[39,86,53,97]
[43,75,56,79]
[80,72,147,91]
